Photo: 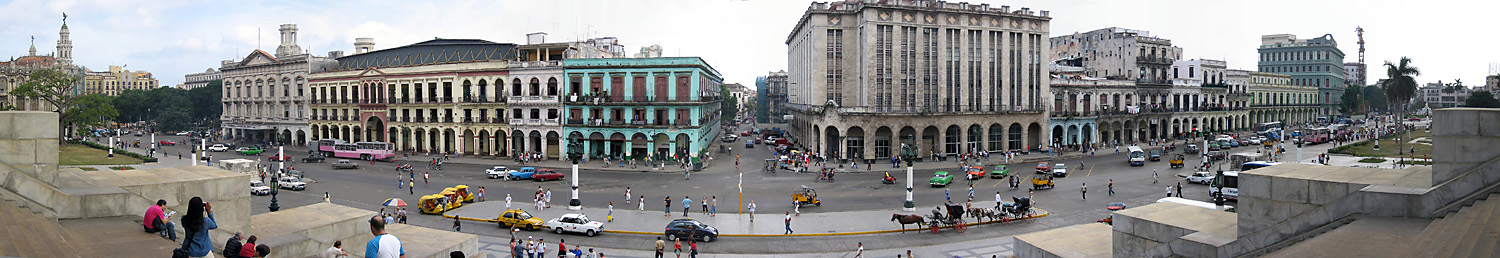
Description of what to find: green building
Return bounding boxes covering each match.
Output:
[561,57,723,162]
[1256,34,1346,116]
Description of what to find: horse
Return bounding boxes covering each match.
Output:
[967,207,999,222]
[891,214,926,233]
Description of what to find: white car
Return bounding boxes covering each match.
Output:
[175,131,190,136]
[545,213,604,237]
[250,181,272,195]
[208,144,229,152]
[1186,171,1215,184]
[1249,138,1262,145]
[278,177,307,190]
[1051,163,1068,177]
[486,166,514,179]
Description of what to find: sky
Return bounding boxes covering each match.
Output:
[1,0,1495,88]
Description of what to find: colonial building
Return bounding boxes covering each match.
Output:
[786,0,1052,162]
[1051,27,1182,81]
[81,65,158,96]
[1246,71,1318,125]
[219,24,336,145]
[1417,82,1471,108]
[182,68,220,90]
[1,15,82,111]
[755,70,788,123]
[562,57,723,161]
[1257,34,1347,116]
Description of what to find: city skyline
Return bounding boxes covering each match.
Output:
[0,0,1493,88]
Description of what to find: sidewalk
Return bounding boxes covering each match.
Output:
[445,198,1045,236]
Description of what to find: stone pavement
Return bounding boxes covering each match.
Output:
[475,235,1017,258]
[447,198,1044,236]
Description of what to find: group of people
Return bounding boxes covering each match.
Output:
[142,197,422,258]
[516,152,545,164]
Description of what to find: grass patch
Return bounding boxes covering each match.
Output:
[60,145,144,166]
[1331,130,1433,158]
[77,167,98,171]
[108,166,135,170]
[1358,158,1387,163]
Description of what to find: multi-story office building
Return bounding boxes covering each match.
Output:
[1257,34,1346,116]
[182,68,220,90]
[1246,71,1318,125]
[785,1,1052,162]
[756,71,789,123]
[219,24,336,145]
[1,16,82,111]
[562,57,722,161]
[81,65,158,96]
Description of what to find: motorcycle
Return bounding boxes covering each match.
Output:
[881,172,897,184]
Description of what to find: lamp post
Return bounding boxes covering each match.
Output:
[901,143,915,211]
[567,139,582,210]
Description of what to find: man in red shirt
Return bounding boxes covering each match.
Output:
[142,199,177,241]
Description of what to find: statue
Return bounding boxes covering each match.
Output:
[62,12,67,24]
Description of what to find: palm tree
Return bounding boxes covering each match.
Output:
[1383,57,1420,165]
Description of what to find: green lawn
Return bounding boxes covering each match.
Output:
[60,145,144,166]
[1339,130,1434,158]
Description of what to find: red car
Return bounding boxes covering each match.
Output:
[532,169,565,181]
[158,140,177,146]
[267,154,292,162]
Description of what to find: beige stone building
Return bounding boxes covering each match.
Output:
[219,24,337,145]
[785,0,1052,161]
[1246,71,1317,127]
[0,15,81,111]
[81,65,158,96]
[181,68,220,90]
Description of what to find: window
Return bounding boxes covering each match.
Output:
[547,78,558,96]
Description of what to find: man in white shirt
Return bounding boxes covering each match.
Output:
[365,217,405,258]
[323,240,347,258]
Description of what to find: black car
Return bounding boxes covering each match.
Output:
[664,219,718,242]
[302,154,326,163]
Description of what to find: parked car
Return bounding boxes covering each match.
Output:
[1186,171,1215,184]
[208,144,229,152]
[545,214,604,237]
[236,147,264,155]
[1148,150,1162,161]
[1035,162,1052,174]
[158,140,177,146]
[250,181,272,195]
[963,166,986,180]
[496,209,545,230]
[267,154,292,162]
[331,160,359,169]
[664,218,718,242]
[745,140,754,148]
[1051,163,1068,177]
[174,131,191,136]
[507,167,538,180]
[989,165,1009,178]
[929,171,954,187]
[486,166,514,179]
[532,169,565,181]
[301,154,326,163]
[277,177,306,191]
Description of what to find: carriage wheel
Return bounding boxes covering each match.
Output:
[955,221,967,233]
[929,223,941,234]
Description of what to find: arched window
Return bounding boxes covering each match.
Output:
[512,78,522,96]
[530,78,541,96]
[547,77,558,96]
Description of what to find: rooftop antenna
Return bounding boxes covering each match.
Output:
[257,27,262,50]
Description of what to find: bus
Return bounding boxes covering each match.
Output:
[1254,122,1282,135]
[316,139,347,156]
[1210,171,1240,201]
[317,139,396,161]
[1127,146,1145,166]
[1300,127,1331,145]
[1156,197,1234,212]
[1240,161,1280,171]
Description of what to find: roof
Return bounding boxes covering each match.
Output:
[332,38,517,72]
[3,56,59,67]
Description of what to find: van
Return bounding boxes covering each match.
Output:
[1127,146,1145,166]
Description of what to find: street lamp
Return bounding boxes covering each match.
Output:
[567,139,583,210]
[901,143,915,211]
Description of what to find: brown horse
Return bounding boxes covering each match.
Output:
[891,214,926,233]
[967,207,999,222]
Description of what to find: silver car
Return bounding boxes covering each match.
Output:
[331,160,359,169]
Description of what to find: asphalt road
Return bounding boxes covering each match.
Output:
[95,122,1358,254]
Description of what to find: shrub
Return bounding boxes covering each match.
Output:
[1358,158,1387,163]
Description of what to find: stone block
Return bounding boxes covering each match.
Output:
[1270,176,1310,204]
[1434,108,1479,137]
[80,192,129,218]
[1307,180,1350,205]
[0,140,38,168]
[0,113,13,139]
[1480,109,1500,137]
[1113,231,1163,258]
[1169,237,1219,258]
[1239,174,1272,200]
[6,112,59,140]
[35,139,59,164]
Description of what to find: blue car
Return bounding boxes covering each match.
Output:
[507,167,537,181]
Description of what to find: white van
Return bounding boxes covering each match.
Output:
[1127,146,1145,166]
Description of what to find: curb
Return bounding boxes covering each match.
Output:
[442,208,1049,237]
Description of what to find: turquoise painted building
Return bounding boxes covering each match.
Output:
[561,57,723,161]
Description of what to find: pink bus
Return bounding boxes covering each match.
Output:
[317,139,396,161]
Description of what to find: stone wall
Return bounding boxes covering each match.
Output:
[0,112,60,185]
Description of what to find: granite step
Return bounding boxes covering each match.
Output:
[1460,194,1500,258]
[1449,195,1495,257]
[0,200,24,257]
[1431,197,1484,258]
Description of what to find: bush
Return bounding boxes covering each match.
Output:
[69,141,158,163]
[1357,158,1387,163]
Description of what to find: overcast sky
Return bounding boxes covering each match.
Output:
[1,0,1494,88]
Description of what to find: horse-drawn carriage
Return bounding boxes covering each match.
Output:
[999,196,1036,225]
[926,203,967,233]
[793,186,821,206]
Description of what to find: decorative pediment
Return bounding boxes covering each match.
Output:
[357,67,387,78]
[238,50,279,67]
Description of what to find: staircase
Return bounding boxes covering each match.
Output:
[1401,193,1500,258]
[0,199,90,258]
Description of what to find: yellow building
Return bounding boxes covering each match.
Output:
[82,65,159,96]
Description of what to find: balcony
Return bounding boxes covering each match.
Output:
[1049,111,1096,118]
[478,117,489,123]
[510,118,524,124]
[427,117,438,123]
[544,118,559,124]
[444,117,454,123]
[1136,78,1173,86]
[527,119,541,124]
[1135,56,1173,65]
[565,119,584,125]
[563,94,721,106]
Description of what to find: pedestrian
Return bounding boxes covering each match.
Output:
[639,195,645,213]
[684,167,690,180]
[506,194,512,210]
[681,196,692,216]
[793,199,800,216]
[701,198,708,215]
[968,184,975,201]
[944,188,950,202]
[561,238,571,258]
[324,192,331,203]
[784,212,794,234]
[1081,183,1087,200]
[535,239,546,258]
[180,197,218,258]
[1177,182,1183,197]
[1166,186,1173,197]
[625,187,631,204]
[748,201,756,222]
[665,196,672,217]
[424,172,429,186]
[408,180,414,195]
[654,237,665,258]
[1153,170,1159,184]
[545,188,553,208]
[854,242,863,258]
[674,238,683,258]
[1108,179,1115,196]
[709,196,717,217]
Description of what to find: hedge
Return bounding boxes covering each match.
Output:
[69,140,159,163]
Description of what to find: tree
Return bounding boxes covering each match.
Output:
[65,94,118,137]
[112,89,151,122]
[1444,79,1464,93]
[720,87,738,123]
[188,80,223,124]
[8,68,83,141]
[1464,91,1500,108]
[1363,85,1388,112]
[1340,85,1363,114]
[1383,57,1420,165]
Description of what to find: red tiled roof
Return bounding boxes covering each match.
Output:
[8,56,58,67]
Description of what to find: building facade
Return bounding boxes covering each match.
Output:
[785,1,1053,162]
[1246,71,1318,125]
[1,16,82,111]
[1051,27,1182,81]
[1418,82,1471,108]
[219,24,336,145]
[1256,34,1346,116]
[755,71,789,123]
[182,68,221,90]
[81,65,158,96]
[1343,62,1365,87]
[562,57,723,161]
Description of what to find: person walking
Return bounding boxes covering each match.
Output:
[1108,179,1115,196]
[560,239,570,258]
[748,201,756,222]
[625,187,632,204]
[180,197,218,258]
[853,242,864,258]
[408,180,414,195]
[968,184,975,201]
[1080,183,1087,200]
[423,172,429,186]
[793,199,800,216]
[681,196,692,216]
[1166,185,1173,197]
[709,196,717,217]
[1153,170,1159,184]
[673,239,683,258]
[784,212,794,234]
[638,195,645,213]
[944,188,950,202]
[1176,182,1183,197]
[505,194,512,210]
[654,237,665,258]
[701,198,708,215]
